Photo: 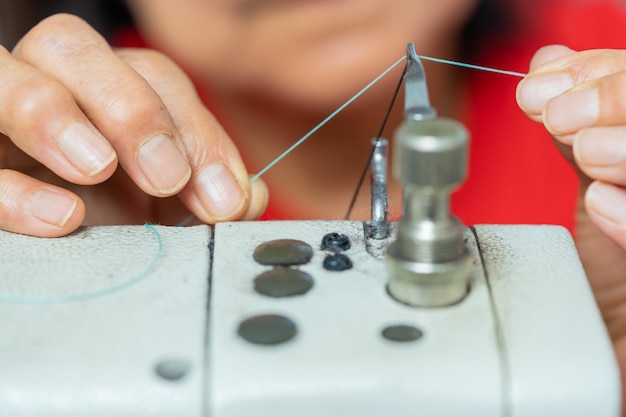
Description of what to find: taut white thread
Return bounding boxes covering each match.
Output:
[249,56,407,182]
[250,54,525,183]
[177,53,526,226]
[417,55,527,78]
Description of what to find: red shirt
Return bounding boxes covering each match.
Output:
[452,0,626,234]
[116,0,626,234]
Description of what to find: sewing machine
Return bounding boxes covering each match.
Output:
[0,45,620,416]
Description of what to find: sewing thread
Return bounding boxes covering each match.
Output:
[250,54,525,184]
[417,55,527,78]
[249,56,407,182]
[0,223,162,304]
[344,62,408,220]
[176,53,526,225]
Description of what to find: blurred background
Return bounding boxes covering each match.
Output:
[0,0,131,48]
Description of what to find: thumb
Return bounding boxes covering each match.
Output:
[516,45,577,121]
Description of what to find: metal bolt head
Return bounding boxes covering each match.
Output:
[386,244,472,307]
[394,118,469,188]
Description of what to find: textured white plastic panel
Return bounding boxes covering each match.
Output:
[0,225,210,417]
[474,225,620,417]
[210,220,502,417]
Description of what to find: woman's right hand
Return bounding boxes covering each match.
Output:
[0,13,267,237]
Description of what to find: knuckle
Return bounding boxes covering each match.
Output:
[119,48,188,84]
[103,85,167,126]
[593,71,626,124]
[35,13,91,32]
[17,13,106,63]
[118,48,172,69]
[9,77,71,125]
[570,51,626,84]
[604,70,626,102]
[0,170,22,212]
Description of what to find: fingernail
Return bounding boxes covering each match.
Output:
[31,189,77,227]
[575,128,626,166]
[586,182,626,225]
[518,73,573,113]
[545,88,599,135]
[195,163,245,219]
[137,134,191,193]
[57,123,116,176]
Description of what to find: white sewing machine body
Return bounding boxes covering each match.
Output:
[0,221,619,417]
[0,43,619,417]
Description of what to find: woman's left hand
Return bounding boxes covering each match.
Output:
[517,44,626,401]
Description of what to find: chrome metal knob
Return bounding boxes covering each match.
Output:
[386,118,472,307]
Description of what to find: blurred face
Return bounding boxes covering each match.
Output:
[127,0,480,109]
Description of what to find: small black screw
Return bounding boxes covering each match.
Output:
[323,253,353,271]
[321,233,351,252]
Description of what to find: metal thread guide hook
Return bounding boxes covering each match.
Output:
[404,43,437,121]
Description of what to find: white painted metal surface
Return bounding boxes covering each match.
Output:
[0,225,210,417]
[474,225,620,417]
[211,221,501,417]
[0,222,618,416]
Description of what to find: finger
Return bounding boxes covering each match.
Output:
[544,68,626,142]
[117,48,268,222]
[517,45,577,121]
[585,181,626,250]
[517,48,626,144]
[0,45,117,184]
[13,14,191,197]
[573,127,626,186]
[0,169,85,237]
[517,47,626,135]
[241,178,269,220]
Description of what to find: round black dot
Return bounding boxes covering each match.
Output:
[321,233,351,252]
[253,239,313,266]
[254,269,313,298]
[323,253,352,271]
[238,314,297,345]
[154,359,191,381]
[382,325,423,342]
